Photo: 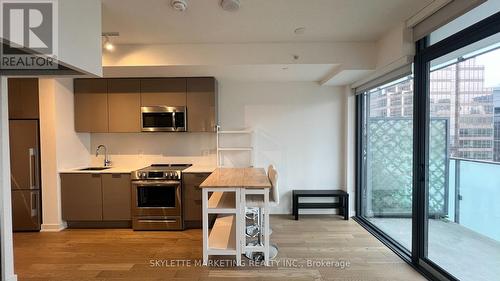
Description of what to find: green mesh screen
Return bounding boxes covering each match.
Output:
[367,118,448,216]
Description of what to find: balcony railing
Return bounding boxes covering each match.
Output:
[448,157,500,241]
[366,117,499,242]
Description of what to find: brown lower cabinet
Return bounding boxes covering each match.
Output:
[102,174,131,220]
[61,173,131,224]
[182,172,210,228]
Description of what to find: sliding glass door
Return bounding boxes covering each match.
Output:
[357,6,500,281]
[359,77,414,251]
[424,29,500,281]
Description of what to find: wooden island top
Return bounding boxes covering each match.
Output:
[200,168,271,189]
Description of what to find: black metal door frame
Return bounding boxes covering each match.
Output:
[355,10,500,281]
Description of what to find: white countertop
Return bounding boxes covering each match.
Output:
[58,165,144,174]
[59,164,217,174]
[183,165,217,173]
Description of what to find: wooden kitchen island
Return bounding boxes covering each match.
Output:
[200,168,272,266]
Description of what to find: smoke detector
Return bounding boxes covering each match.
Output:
[220,0,240,12]
[171,0,188,12]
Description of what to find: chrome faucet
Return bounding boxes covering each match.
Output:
[96,145,111,167]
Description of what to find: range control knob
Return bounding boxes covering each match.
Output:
[141,172,147,179]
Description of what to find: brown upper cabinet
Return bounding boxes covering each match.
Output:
[74,79,109,132]
[107,79,141,132]
[73,77,217,133]
[187,77,217,132]
[140,78,187,106]
[8,78,39,119]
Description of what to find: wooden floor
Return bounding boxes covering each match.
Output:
[13,215,426,281]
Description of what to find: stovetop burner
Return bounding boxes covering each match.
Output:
[131,164,192,181]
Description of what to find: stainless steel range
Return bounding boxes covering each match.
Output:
[131,164,192,230]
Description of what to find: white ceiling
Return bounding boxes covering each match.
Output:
[323,69,374,86]
[102,0,433,44]
[103,64,339,83]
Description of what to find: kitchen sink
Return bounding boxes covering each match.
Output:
[78,167,111,171]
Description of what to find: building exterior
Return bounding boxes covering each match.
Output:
[494,87,500,162]
[368,57,497,161]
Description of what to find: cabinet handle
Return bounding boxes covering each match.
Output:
[29,148,35,189]
[138,219,177,223]
[92,174,101,178]
[31,193,37,217]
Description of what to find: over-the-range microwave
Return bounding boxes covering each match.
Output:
[141,106,187,132]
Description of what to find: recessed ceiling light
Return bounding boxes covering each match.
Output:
[220,0,240,12]
[294,27,306,35]
[171,0,188,12]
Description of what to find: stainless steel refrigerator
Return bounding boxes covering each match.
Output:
[9,120,41,231]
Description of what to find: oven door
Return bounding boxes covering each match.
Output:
[141,106,186,132]
[132,180,182,217]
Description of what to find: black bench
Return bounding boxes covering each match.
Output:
[292,190,349,220]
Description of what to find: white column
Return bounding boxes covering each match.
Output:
[38,79,65,231]
[344,86,356,217]
[0,76,18,281]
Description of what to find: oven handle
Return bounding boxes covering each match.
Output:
[132,180,180,186]
[137,219,177,223]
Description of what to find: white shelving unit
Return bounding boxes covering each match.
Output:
[202,188,242,264]
[217,127,254,167]
[241,188,270,264]
[208,214,236,252]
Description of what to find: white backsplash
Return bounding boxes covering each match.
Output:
[90,132,217,168]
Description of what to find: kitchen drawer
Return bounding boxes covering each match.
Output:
[132,217,182,230]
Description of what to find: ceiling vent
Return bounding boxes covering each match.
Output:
[171,0,188,12]
[220,0,240,12]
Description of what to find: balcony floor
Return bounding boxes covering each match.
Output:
[368,218,500,281]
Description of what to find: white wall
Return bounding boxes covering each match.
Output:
[89,133,216,168]
[54,79,92,169]
[0,77,17,281]
[58,0,102,76]
[39,79,90,231]
[218,80,346,214]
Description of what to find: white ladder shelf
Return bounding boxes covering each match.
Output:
[216,127,254,167]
